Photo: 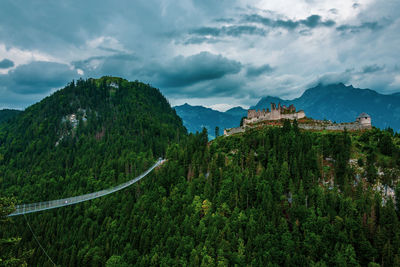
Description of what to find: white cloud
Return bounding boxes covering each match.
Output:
[206,103,242,112]
[0,43,57,74]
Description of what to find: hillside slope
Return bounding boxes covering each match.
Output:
[0,77,186,201]
[0,77,188,265]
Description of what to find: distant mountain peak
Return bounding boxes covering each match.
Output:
[226,106,245,111]
[309,82,350,91]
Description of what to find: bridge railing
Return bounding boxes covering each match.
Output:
[9,158,163,216]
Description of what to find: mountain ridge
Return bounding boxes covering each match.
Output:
[174,103,247,138]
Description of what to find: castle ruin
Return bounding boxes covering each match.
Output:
[243,103,305,126]
[356,113,371,128]
[223,103,372,136]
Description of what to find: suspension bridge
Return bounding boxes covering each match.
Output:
[8,158,165,217]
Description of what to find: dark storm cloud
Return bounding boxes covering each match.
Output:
[302,15,335,27]
[0,59,14,69]
[0,0,211,59]
[73,52,245,98]
[188,13,337,41]
[243,14,336,30]
[163,74,246,99]
[1,61,78,94]
[0,1,110,53]
[362,64,385,73]
[214,18,235,23]
[336,21,382,33]
[184,36,220,45]
[200,77,245,98]
[329,8,339,15]
[246,64,275,77]
[154,52,242,88]
[190,25,266,37]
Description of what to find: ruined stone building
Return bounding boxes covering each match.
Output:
[243,103,305,126]
[223,103,372,136]
[356,113,371,128]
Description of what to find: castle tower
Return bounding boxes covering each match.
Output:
[270,103,280,120]
[247,109,256,119]
[356,113,371,128]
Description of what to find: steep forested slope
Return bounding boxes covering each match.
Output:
[146,124,400,266]
[0,77,186,266]
[0,77,186,201]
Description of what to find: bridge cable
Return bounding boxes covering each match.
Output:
[23,214,57,266]
[9,158,164,216]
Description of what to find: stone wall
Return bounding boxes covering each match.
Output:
[224,104,371,136]
[244,104,305,126]
[224,121,371,136]
[299,122,371,131]
[224,126,245,136]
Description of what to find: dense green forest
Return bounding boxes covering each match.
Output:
[0,110,21,125]
[1,78,400,266]
[0,77,185,202]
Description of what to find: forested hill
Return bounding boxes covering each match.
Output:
[1,77,188,265]
[0,109,21,124]
[0,77,186,202]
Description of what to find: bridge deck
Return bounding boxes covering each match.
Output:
[9,158,164,216]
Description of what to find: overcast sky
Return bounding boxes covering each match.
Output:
[0,0,399,111]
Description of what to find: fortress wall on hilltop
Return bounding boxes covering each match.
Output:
[244,103,305,126]
[224,127,245,136]
[299,122,371,131]
[224,103,371,136]
[224,121,371,136]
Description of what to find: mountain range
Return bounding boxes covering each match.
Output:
[175,83,400,135]
[174,104,247,139]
